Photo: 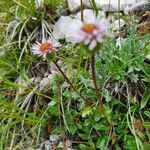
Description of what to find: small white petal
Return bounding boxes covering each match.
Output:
[56,11,110,47]
[89,40,97,50]
[75,9,96,23]
[96,35,103,43]
[36,41,41,45]
[84,10,96,23]
[84,38,91,45]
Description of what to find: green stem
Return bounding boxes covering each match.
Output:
[80,0,84,21]
[53,61,86,101]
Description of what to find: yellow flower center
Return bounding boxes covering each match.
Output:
[81,24,97,33]
[40,43,52,52]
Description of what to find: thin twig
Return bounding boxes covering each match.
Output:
[91,54,103,108]
[53,61,86,101]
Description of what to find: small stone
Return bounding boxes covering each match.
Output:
[39,140,52,150]
[57,141,64,148]
[6,20,19,38]
[67,0,81,13]
[65,140,72,148]
[113,19,126,30]
[38,74,53,90]
[49,134,60,143]
[53,16,73,40]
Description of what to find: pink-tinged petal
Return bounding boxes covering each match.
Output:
[92,29,99,36]
[86,34,93,40]
[57,11,110,50]
[31,38,60,57]
[36,41,41,45]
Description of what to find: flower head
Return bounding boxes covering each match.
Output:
[53,10,110,51]
[31,38,60,57]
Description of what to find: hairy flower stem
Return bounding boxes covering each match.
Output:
[53,61,86,101]
[91,54,103,108]
[91,54,112,125]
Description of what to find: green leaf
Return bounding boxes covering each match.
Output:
[89,0,99,15]
[96,136,107,148]
[89,142,95,150]
[94,114,101,122]
[140,84,150,109]
[48,100,56,107]
[82,107,92,117]
[94,124,108,131]
[124,135,137,150]
[103,88,111,102]
[144,111,150,118]
[143,122,150,127]
[79,144,89,150]
[143,143,150,150]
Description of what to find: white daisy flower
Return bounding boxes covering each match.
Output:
[53,10,109,51]
[31,38,60,57]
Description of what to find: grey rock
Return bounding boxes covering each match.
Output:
[39,140,52,150]
[6,20,19,38]
[49,134,60,143]
[125,1,150,14]
[67,0,150,14]
[74,9,105,19]
[67,0,81,13]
